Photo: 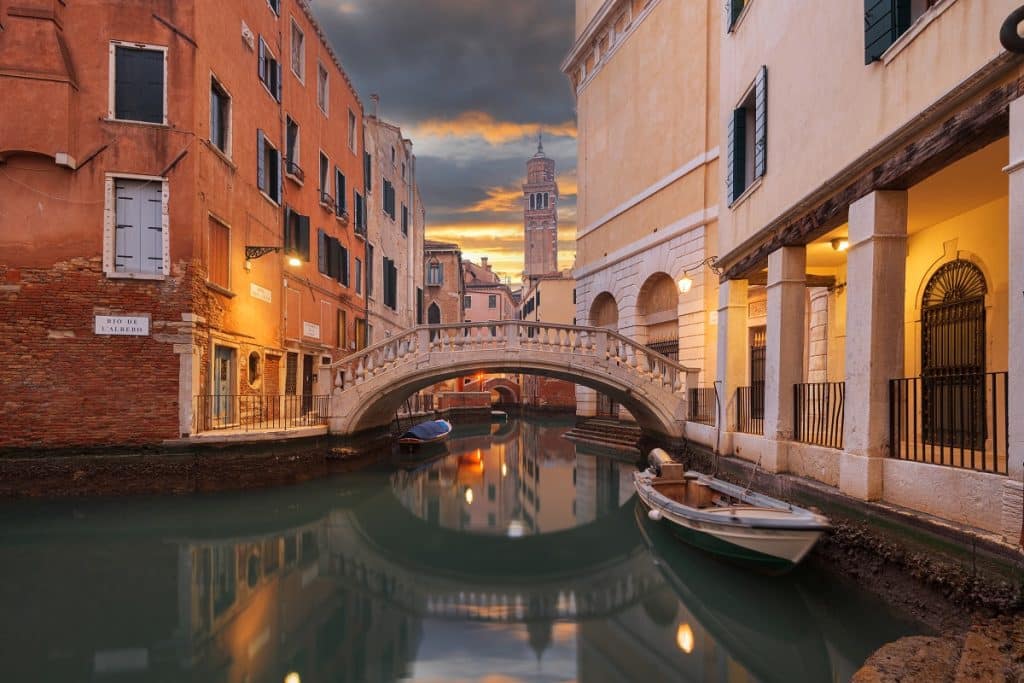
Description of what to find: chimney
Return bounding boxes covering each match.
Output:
[481,257,489,269]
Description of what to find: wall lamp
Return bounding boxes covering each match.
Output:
[678,256,722,294]
[245,245,302,270]
[830,237,849,252]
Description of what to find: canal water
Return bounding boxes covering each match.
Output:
[0,415,922,682]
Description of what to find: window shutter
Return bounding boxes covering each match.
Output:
[140,182,164,274]
[284,207,293,251]
[364,152,372,192]
[297,214,310,261]
[864,0,908,64]
[341,245,350,286]
[335,167,346,213]
[728,0,744,31]
[726,112,735,205]
[275,61,283,101]
[276,147,283,203]
[257,129,266,191]
[318,229,328,274]
[390,261,398,309]
[730,109,746,204]
[114,180,142,273]
[754,65,767,180]
[258,39,266,82]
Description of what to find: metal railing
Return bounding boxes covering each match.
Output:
[794,382,845,450]
[687,386,717,426]
[194,394,329,433]
[736,384,764,435]
[889,372,1008,474]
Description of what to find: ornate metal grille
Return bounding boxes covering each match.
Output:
[646,338,679,362]
[749,326,766,420]
[921,260,987,449]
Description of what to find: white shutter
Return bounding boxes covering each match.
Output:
[140,181,164,274]
[114,180,142,273]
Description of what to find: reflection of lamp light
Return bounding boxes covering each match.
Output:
[465,487,474,504]
[284,673,301,683]
[830,237,849,252]
[676,623,694,654]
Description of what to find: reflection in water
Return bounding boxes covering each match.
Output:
[0,416,919,682]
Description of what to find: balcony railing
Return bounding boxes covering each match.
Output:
[687,386,717,426]
[889,372,1008,474]
[194,394,329,433]
[285,159,304,182]
[794,381,845,450]
[736,384,764,435]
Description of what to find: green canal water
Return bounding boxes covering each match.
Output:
[0,415,922,682]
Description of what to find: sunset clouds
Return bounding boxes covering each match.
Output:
[310,0,577,281]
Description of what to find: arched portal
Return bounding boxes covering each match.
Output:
[427,303,442,341]
[638,273,679,360]
[920,259,988,448]
[588,293,620,417]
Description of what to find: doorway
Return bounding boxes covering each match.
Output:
[212,345,236,425]
[302,353,314,413]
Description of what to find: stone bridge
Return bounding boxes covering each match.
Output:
[328,321,699,438]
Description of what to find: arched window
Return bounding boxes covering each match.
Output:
[427,302,441,340]
[921,259,987,448]
[543,193,549,208]
[530,194,535,210]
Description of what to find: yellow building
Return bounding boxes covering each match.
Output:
[563,0,722,418]
[707,0,1021,545]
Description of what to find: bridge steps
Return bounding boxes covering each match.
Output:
[563,418,642,452]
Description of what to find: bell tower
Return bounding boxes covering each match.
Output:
[522,135,559,281]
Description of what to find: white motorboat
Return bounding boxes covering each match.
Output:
[634,449,830,572]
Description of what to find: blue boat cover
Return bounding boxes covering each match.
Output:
[402,420,450,441]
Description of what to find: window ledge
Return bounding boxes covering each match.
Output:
[728,176,763,210]
[879,0,959,66]
[259,191,280,208]
[335,212,350,225]
[203,140,236,171]
[103,117,170,129]
[206,281,236,298]
[285,171,304,186]
[106,271,167,281]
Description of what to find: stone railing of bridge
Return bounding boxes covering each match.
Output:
[326,321,701,438]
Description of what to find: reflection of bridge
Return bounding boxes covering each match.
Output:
[327,486,662,623]
[328,321,700,438]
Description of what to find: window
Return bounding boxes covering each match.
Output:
[354,318,367,350]
[248,351,261,386]
[464,295,472,309]
[727,0,746,31]
[488,294,497,309]
[334,167,347,216]
[257,38,282,102]
[319,152,331,206]
[354,191,366,235]
[257,129,282,203]
[338,309,347,349]
[104,176,167,277]
[319,231,349,285]
[530,194,535,210]
[727,66,766,205]
[210,77,231,155]
[283,207,310,261]
[383,179,396,219]
[382,257,398,310]
[427,262,443,286]
[290,19,305,80]
[317,63,329,114]
[268,0,280,14]
[317,229,328,275]
[416,288,424,324]
[348,109,357,152]
[364,152,372,193]
[401,204,409,236]
[110,43,166,124]
[208,215,230,290]
[366,244,375,296]
[285,116,301,179]
[865,0,938,63]
[355,258,363,294]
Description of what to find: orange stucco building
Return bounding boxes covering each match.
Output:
[0,0,366,449]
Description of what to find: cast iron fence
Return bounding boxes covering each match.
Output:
[687,386,717,426]
[889,371,1008,474]
[736,384,764,435]
[194,394,330,433]
[794,381,845,450]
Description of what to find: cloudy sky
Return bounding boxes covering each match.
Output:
[309,0,577,281]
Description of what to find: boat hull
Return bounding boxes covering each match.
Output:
[634,473,826,572]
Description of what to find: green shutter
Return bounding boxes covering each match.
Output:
[297,214,310,261]
[865,0,910,64]
[729,108,746,204]
[754,66,767,180]
[727,0,744,31]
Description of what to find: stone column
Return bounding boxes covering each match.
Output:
[716,278,748,453]
[762,246,806,471]
[840,191,908,501]
[1003,97,1024,546]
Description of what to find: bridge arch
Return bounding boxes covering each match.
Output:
[330,321,698,438]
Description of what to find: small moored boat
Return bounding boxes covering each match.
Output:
[634,449,829,572]
[490,410,508,421]
[398,419,453,447]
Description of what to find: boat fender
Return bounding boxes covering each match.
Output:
[648,509,662,521]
